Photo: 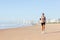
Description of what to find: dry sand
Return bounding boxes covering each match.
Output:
[0,24,60,40]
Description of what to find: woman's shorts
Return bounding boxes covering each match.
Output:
[41,22,45,26]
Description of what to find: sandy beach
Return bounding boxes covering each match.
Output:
[0,24,60,40]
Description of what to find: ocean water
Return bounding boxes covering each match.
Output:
[0,22,36,29]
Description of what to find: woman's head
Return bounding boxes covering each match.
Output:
[42,13,44,16]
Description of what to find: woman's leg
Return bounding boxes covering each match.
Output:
[43,24,45,31]
[41,23,45,33]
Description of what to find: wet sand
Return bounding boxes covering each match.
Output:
[0,24,60,40]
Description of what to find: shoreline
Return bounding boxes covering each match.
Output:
[0,23,60,30]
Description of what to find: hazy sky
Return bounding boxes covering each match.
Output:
[0,0,60,22]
